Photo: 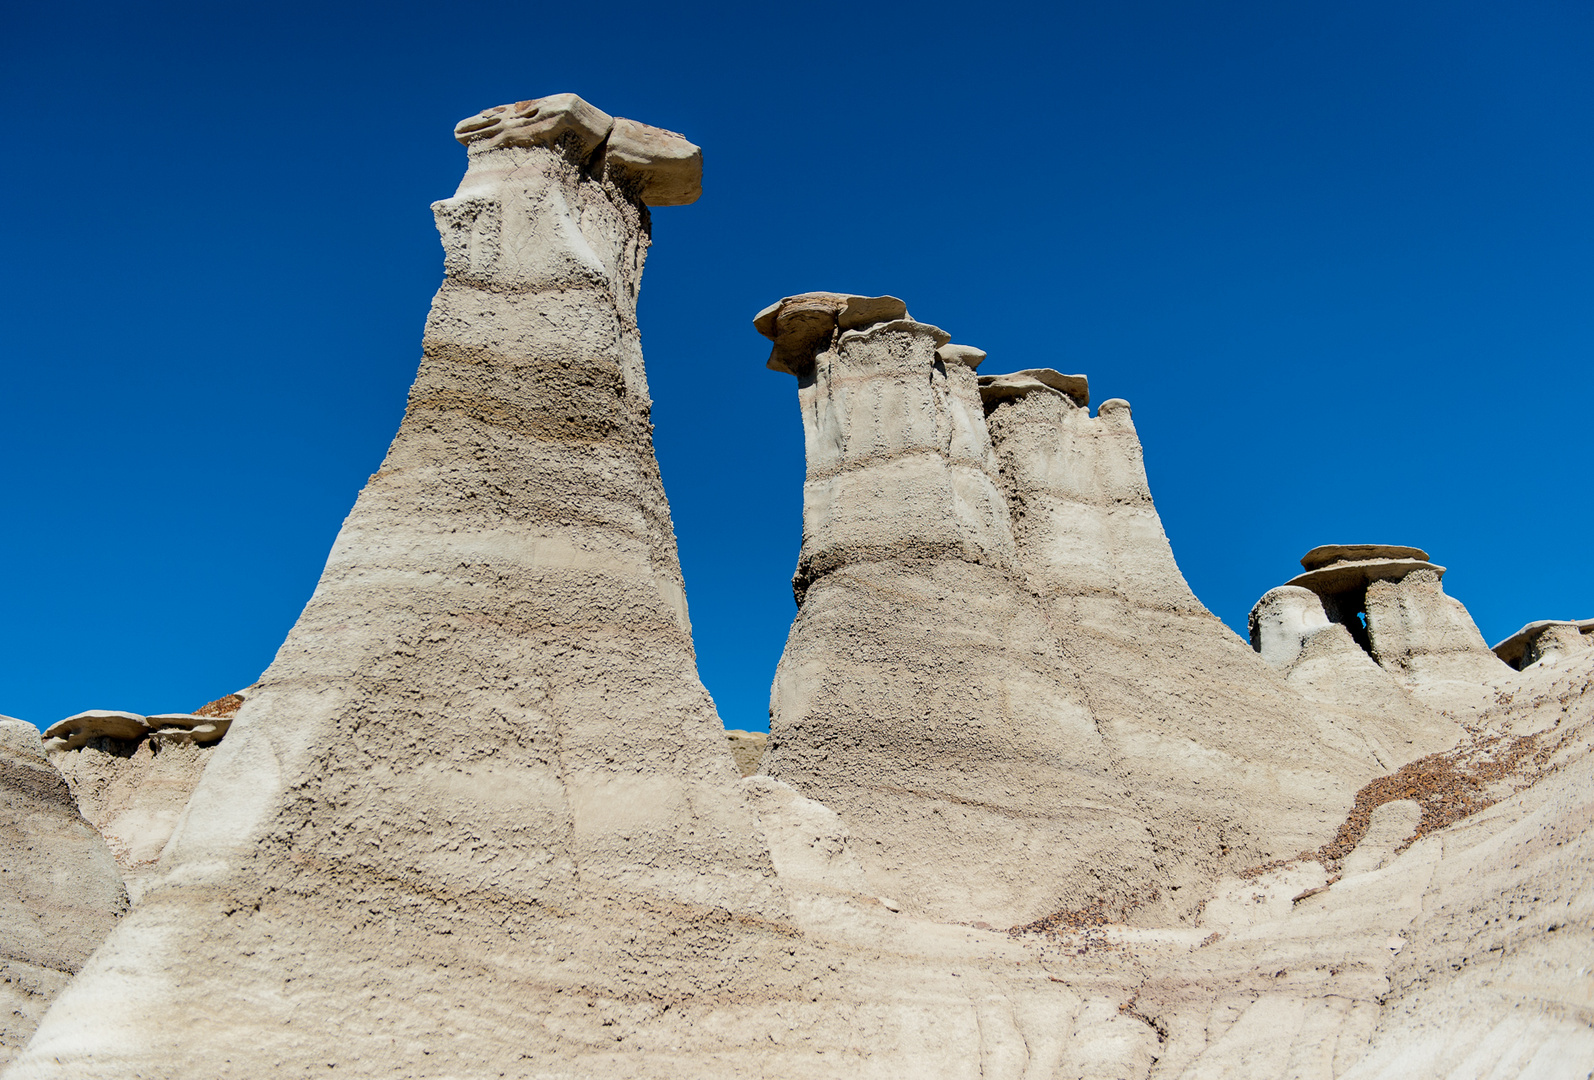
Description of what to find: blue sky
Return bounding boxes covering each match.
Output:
[2,0,1590,731]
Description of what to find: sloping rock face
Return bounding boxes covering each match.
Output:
[8,94,791,1079]
[41,701,239,902]
[11,97,1589,1080]
[980,384,1415,896]
[1252,549,1513,718]
[756,304,1415,926]
[0,719,126,1068]
[755,295,1150,925]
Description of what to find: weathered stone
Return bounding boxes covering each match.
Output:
[40,711,148,751]
[1492,618,1594,670]
[1365,568,1511,708]
[1250,585,1331,668]
[1286,556,1446,596]
[452,92,614,159]
[11,96,785,1080]
[760,301,1147,925]
[724,728,767,777]
[933,343,986,369]
[1300,543,1430,571]
[0,718,126,1068]
[148,719,229,746]
[604,117,702,206]
[977,367,1090,408]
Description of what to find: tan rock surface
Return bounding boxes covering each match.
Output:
[0,719,126,1068]
[758,300,1151,926]
[9,93,788,1079]
[8,97,1589,1080]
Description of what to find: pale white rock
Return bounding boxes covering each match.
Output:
[1492,618,1594,670]
[10,98,784,1080]
[1365,568,1512,708]
[1341,800,1421,876]
[0,719,126,1068]
[760,304,1148,925]
[453,92,614,158]
[1249,585,1331,668]
[1300,543,1430,571]
[985,376,1397,896]
[933,342,986,369]
[978,367,1089,407]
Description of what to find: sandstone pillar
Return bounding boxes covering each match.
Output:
[757,295,1151,926]
[10,95,783,1079]
[982,378,1402,888]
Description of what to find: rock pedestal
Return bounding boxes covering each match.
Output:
[8,95,783,1080]
[757,295,1149,925]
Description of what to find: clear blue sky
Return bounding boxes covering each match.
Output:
[2,1,1590,731]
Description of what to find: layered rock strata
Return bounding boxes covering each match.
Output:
[8,94,784,1079]
[1493,617,1594,670]
[40,704,238,901]
[755,293,1150,924]
[755,296,1420,926]
[978,377,1423,900]
[1254,545,1512,714]
[0,719,126,1068]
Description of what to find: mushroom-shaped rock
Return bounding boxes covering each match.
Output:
[453,92,615,158]
[977,369,1089,410]
[42,710,148,751]
[935,344,987,370]
[1249,586,1331,668]
[755,293,913,375]
[1492,619,1594,670]
[604,117,702,206]
[1301,544,1431,572]
[1286,557,1446,597]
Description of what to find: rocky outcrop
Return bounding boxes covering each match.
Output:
[39,697,241,902]
[0,719,126,1068]
[10,95,1590,1080]
[979,379,1415,887]
[756,294,1151,925]
[7,93,785,1080]
[1492,617,1594,670]
[1253,546,1512,715]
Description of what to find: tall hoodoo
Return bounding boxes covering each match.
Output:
[756,294,1152,925]
[10,95,782,1079]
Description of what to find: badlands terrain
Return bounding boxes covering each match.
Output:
[2,94,1590,1079]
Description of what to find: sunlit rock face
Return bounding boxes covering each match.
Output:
[0,719,126,1068]
[6,94,792,1080]
[756,297,1150,926]
[9,94,1591,1080]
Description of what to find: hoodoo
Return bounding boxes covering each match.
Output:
[7,93,783,1078]
[755,293,1150,924]
[8,95,1592,1080]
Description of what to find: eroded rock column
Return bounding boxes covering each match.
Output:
[757,294,1150,926]
[11,95,784,1080]
[982,378,1399,895]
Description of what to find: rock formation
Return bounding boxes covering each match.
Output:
[0,719,126,1068]
[755,293,1151,925]
[1492,617,1594,671]
[7,93,788,1079]
[1252,545,1513,716]
[6,94,1589,1080]
[39,699,239,901]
